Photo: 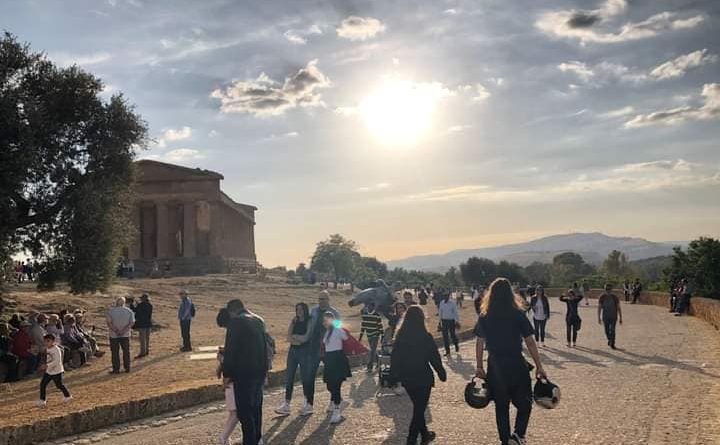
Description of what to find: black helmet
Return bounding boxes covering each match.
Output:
[464,378,491,409]
[533,378,561,409]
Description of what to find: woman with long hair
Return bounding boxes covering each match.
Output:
[475,278,547,445]
[322,311,351,424]
[391,305,447,444]
[529,285,550,347]
[559,289,583,347]
[275,302,314,416]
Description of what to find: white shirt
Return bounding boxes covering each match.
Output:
[533,299,547,321]
[439,299,459,321]
[45,344,64,375]
[323,327,348,352]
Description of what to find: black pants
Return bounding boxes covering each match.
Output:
[603,318,617,346]
[405,385,432,444]
[632,292,640,304]
[234,376,264,445]
[441,319,459,354]
[488,357,532,445]
[109,337,130,372]
[180,320,192,350]
[0,353,19,382]
[565,321,578,344]
[533,319,547,343]
[326,379,343,405]
[40,372,70,400]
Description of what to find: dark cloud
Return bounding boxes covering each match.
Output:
[566,11,601,29]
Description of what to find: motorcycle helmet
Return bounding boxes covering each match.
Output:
[464,378,491,409]
[533,378,561,409]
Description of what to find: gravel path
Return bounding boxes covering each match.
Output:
[43,301,720,445]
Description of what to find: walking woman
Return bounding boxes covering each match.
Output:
[529,285,550,347]
[559,290,583,347]
[391,305,447,444]
[322,312,351,424]
[275,302,313,416]
[475,278,547,445]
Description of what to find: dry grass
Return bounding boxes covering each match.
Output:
[0,274,477,429]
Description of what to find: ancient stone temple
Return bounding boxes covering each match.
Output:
[125,160,257,276]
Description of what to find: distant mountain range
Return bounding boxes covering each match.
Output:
[386,232,686,272]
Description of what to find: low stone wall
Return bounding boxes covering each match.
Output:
[0,327,476,445]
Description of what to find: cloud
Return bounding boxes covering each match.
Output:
[649,49,718,80]
[284,24,322,45]
[459,83,491,102]
[156,126,192,147]
[357,183,391,192]
[599,106,635,118]
[406,159,719,203]
[210,60,331,117]
[143,148,205,164]
[447,124,472,133]
[53,51,111,67]
[537,0,704,44]
[261,131,300,141]
[624,83,720,128]
[336,16,386,41]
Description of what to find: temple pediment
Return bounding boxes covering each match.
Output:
[136,159,224,182]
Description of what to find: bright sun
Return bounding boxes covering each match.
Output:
[359,79,444,146]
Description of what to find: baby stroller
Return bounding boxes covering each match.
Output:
[376,331,401,396]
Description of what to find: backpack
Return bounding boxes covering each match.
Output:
[190,303,196,318]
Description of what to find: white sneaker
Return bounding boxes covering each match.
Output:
[258,439,264,445]
[326,401,335,413]
[63,396,73,404]
[36,400,47,408]
[510,433,527,445]
[329,408,342,424]
[274,400,291,416]
[300,401,314,416]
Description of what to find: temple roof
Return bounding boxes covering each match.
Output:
[135,159,224,181]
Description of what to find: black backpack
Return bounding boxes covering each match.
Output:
[190,303,196,317]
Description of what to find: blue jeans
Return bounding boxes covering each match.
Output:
[285,346,311,402]
[305,350,322,406]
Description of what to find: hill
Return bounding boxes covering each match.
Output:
[386,232,683,271]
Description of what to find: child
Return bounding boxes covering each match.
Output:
[37,334,71,407]
[216,346,238,445]
[322,312,351,424]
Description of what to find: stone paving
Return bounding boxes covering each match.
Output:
[42,301,720,445]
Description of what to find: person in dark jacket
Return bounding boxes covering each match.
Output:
[559,290,583,347]
[529,285,550,346]
[475,278,547,445]
[132,293,153,358]
[223,299,267,445]
[391,305,447,445]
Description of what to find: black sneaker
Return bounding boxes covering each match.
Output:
[420,431,436,444]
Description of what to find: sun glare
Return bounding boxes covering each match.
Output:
[359,79,445,146]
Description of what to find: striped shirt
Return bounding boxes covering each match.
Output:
[361,309,383,339]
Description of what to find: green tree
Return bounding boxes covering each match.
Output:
[310,234,359,287]
[602,250,631,279]
[460,257,497,286]
[0,33,147,292]
[664,238,720,299]
[496,260,527,285]
[444,266,462,287]
[551,252,595,287]
[524,261,553,286]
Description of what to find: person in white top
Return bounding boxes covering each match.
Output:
[107,296,135,374]
[321,312,351,424]
[438,291,460,357]
[37,333,72,407]
[530,286,550,346]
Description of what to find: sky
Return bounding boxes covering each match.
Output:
[4,0,720,267]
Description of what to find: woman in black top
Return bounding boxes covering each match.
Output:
[275,302,313,416]
[475,278,547,445]
[391,305,446,445]
[529,286,550,346]
[559,290,583,347]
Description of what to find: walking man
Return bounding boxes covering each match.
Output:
[178,289,194,352]
[107,296,134,373]
[133,293,153,358]
[223,299,268,445]
[438,290,460,356]
[360,302,383,372]
[598,284,622,349]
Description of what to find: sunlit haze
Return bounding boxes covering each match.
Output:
[5,0,719,267]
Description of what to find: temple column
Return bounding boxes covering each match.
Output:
[183,202,196,258]
[156,201,169,258]
[209,202,222,256]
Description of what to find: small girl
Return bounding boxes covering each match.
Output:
[322,312,351,424]
[37,334,72,407]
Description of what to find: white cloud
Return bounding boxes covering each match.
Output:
[459,83,491,102]
[336,16,386,41]
[284,24,322,45]
[53,51,111,67]
[558,61,595,82]
[649,49,718,80]
[143,148,205,164]
[406,159,719,203]
[156,126,192,148]
[447,124,472,133]
[625,83,720,128]
[357,183,391,192]
[262,131,300,141]
[599,106,635,118]
[208,130,220,138]
[444,8,459,15]
[536,0,704,45]
[210,60,331,117]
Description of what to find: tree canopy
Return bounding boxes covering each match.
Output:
[0,33,147,292]
[664,238,720,299]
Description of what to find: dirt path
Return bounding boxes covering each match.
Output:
[42,302,720,445]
